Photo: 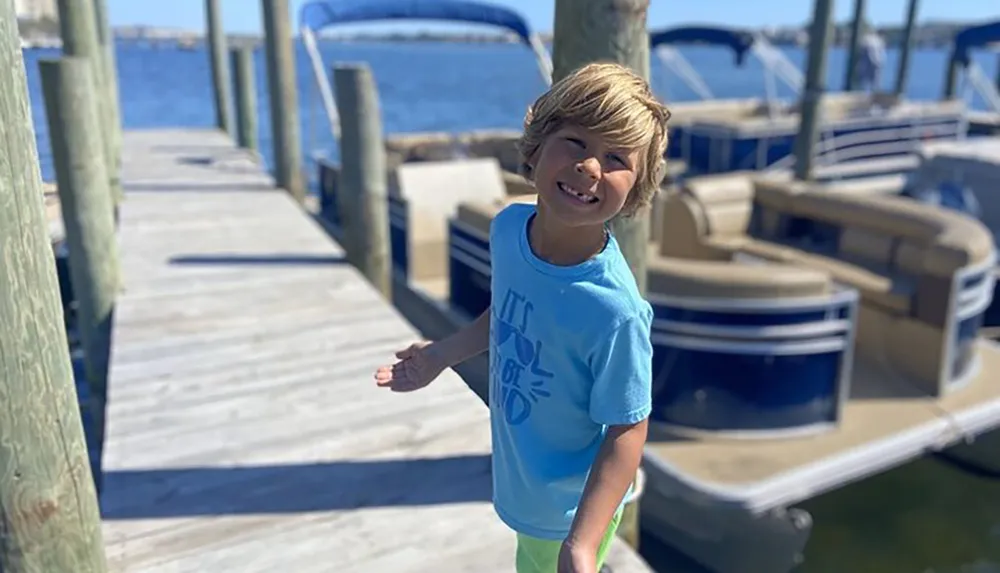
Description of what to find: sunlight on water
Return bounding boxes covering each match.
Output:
[797,455,1000,573]
[639,455,1000,573]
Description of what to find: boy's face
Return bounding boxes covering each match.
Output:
[530,123,641,228]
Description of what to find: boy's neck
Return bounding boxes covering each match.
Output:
[529,204,608,267]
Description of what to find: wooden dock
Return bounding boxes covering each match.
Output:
[97,128,652,572]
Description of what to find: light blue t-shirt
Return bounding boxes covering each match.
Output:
[487,202,654,540]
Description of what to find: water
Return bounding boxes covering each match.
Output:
[22,39,1000,572]
[21,40,999,184]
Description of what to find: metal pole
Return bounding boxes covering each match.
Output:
[894,0,920,96]
[793,0,835,181]
[843,0,866,90]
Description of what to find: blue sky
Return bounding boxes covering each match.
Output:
[106,0,998,34]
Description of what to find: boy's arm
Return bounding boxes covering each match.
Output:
[427,306,491,368]
[565,419,647,552]
[566,309,653,554]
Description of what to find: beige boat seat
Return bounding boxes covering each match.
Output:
[648,256,832,300]
[455,194,538,237]
[393,158,507,281]
[658,171,996,395]
[662,174,993,318]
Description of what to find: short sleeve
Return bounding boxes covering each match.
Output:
[588,307,653,426]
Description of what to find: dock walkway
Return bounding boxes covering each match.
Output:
[98,129,651,572]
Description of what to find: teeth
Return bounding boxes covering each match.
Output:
[559,182,597,204]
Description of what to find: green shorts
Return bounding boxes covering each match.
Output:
[514,509,622,573]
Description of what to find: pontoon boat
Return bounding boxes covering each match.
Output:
[653,23,1000,183]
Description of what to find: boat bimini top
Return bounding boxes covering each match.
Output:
[298,0,553,140]
[945,19,1000,114]
[649,24,804,115]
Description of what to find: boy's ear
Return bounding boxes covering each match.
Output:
[520,152,539,182]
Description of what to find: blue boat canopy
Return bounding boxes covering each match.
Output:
[299,0,536,46]
[952,20,1000,67]
[649,25,757,66]
[297,0,552,142]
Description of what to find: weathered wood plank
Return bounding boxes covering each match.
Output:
[100,129,652,572]
[99,129,506,571]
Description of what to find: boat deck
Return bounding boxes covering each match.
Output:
[98,128,652,572]
[408,269,1000,515]
[644,345,1000,513]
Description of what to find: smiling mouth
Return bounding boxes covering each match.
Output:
[557,182,599,204]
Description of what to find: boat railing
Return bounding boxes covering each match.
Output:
[297,0,553,154]
[651,27,801,116]
[761,110,964,175]
[654,46,715,101]
[302,27,342,139]
[748,36,804,95]
[964,62,1000,114]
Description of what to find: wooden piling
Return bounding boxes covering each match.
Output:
[230,45,258,152]
[40,56,119,488]
[261,0,306,203]
[56,0,120,208]
[793,0,835,181]
[551,0,651,549]
[0,6,108,571]
[205,0,233,134]
[843,0,866,90]
[91,0,122,188]
[333,64,391,299]
[552,0,651,296]
[895,0,920,96]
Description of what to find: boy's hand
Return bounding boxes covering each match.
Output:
[373,341,446,392]
[557,540,598,573]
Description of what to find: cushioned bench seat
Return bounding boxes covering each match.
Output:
[648,256,831,299]
[657,170,997,396]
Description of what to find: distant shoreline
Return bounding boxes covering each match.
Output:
[17,19,986,51]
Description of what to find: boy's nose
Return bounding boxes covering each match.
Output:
[575,157,601,180]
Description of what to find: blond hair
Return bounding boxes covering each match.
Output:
[516,61,671,217]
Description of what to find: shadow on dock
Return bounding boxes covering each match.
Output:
[169,254,347,266]
[122,182,276,193]
[101,454,492,519]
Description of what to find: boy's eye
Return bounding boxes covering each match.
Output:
[564,137,585,148]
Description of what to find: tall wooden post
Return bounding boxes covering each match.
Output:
[261,0,306,203]
[230,45,258,152]
[552,0,651,295]
[40,57,119,488]
[0,5,108,571]
[332,64,391,299]
[56,0,120,209]
[205,0,233,134]
[894,0,920,96]
[843,0,866,90]
[91,0,122,192]
[793,0,835,181]
[551,0,650,549]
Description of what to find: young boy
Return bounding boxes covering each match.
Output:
[373,62,670,573]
